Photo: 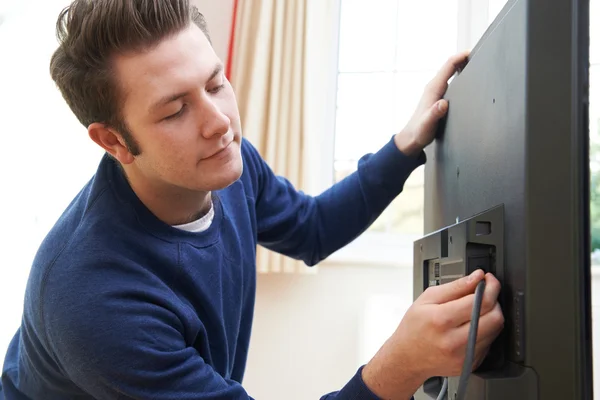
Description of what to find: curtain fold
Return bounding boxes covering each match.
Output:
[229,0,339,274]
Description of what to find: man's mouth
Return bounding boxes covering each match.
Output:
[204,140,233,160]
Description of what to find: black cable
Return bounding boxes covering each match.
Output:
[456,279,486,400]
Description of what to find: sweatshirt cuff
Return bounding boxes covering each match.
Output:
[334,365,415,400]
[337,365,382,400]
[359,135,427,191]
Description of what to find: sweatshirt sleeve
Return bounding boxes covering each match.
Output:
[320,366,383,400]
[243,136,426,266]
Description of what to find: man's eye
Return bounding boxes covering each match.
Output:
[165,104,187,120]
[208,84,226,94]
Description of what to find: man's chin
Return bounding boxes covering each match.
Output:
[198,163,244,192]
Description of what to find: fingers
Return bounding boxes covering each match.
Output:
[481,273,502,314]
[452,49,471,71]
[472,346,490,371]
[472,318,502,370]
[426,50,471,97]
[420,269,484,305]
[437,50,470,82]
[400,50,470,151]
[451,302,505,349]
[437,273,502,326]
[438,303,502,374]
[474,335,495,361]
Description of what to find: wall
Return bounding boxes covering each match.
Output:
[244,266,413,399]
[191,0,234,67]
[0,0,107,359]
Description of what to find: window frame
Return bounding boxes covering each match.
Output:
[317,0,498,268]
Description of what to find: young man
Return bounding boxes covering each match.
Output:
[1,1,504,399]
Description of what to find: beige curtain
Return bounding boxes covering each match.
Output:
[229,0,339,274]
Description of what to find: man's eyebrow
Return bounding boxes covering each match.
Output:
[148,63,225,113]
[208,63,224,82]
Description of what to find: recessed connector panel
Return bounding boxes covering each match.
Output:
[412,205,538,400]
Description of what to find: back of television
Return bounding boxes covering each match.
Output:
[413,0,593,398]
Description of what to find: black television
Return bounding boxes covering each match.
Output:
[412,0,592,399]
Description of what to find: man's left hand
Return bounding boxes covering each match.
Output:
[394,50,470,156]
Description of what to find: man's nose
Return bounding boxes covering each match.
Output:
[200,100,230,139]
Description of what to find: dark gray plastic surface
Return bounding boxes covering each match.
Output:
[415,0,592,398]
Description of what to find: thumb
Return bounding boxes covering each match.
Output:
[428,99,448,120]
[423,99,448,122]
[414,100,448,144]
[419,269,484,305]
[436,99,449,115]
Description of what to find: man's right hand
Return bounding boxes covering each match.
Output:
[362,269,504,399]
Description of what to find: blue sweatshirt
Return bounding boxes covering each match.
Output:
[1,137,425,400]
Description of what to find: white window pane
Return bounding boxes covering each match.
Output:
[334,72,396,161]
[338,0,398,72]
[335,167,424,234]
[592,0,600,65]
[381,167,425,235]
[374,74,428,235]
[488,0,508,25]
[396,0,458,71]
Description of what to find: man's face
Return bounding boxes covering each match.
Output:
[112,23,243,192]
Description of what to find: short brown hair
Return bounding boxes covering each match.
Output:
[50,0,211,155]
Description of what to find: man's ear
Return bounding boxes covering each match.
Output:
[88,122,135,165]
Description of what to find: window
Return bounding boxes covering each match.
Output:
[329,0,600,266]
[325,0,505,266]
[335,0,458,236]
[488,0,509,23]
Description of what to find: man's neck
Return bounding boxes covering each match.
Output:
[120,165,212,226]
